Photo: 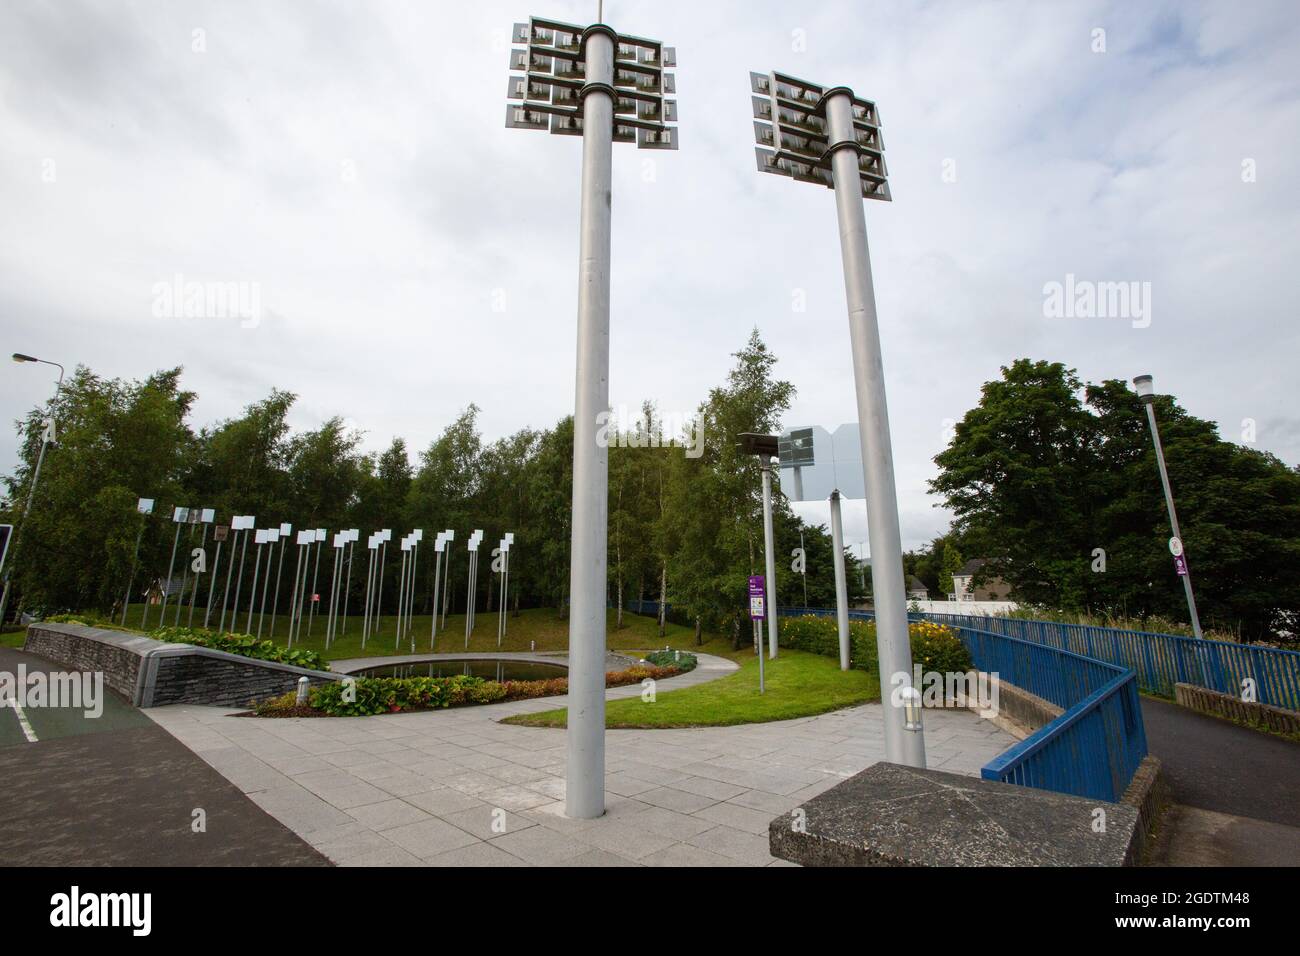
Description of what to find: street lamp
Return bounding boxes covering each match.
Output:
[750,70,924,770]
[738,433,780,660]
[507,13,678,820]
[1133,374,1204,639]
[0,353,66,625]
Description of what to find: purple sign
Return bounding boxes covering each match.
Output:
[748,575,766,621]
[1173,554,1188,577]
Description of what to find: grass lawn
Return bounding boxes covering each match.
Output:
[501,648,880,729]
[99,604,734,663]
[0,626,27,649]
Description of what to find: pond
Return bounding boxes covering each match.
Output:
[354,658,568,682]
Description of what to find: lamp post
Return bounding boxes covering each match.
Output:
[738,433,781,659]
[1133,374,1204,639]
[828,491,851,670]
[750,70,924,769]
[121,498,154,626]
[507,14,677,820]
[0,353,65,625]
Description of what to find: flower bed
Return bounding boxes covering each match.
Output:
[253,662,683,718]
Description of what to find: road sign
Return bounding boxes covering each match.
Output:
[748,574,766,620]
[1169,536,1183,557]
[1173,554,1188,577]
[213,525,229,542]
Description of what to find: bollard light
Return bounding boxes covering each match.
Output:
[296,676,310,705]
[901,685,923,732]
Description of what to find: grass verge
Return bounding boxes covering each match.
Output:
[501,648,879,729]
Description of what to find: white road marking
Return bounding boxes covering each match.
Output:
[2,697,39,742]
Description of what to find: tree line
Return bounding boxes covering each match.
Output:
[1,331,845,644]
[7,347,1294,643]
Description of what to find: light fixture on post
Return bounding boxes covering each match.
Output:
[0,353,65,626]
[507,12,677,821]
[749,70,923,770]
[1133,374,1204,639]
[737,433,781,661]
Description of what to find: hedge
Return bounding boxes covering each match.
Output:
[778,615,971,675]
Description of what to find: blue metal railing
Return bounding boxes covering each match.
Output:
[776,606,1148,800]
[919,612,1300,712]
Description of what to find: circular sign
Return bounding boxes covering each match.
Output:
[1168,536,1183,557]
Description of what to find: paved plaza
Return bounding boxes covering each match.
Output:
[144,653,1014,866]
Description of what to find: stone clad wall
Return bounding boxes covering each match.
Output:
[23,622,337,707]
[1174,682,1300,735]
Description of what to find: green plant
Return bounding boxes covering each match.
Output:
[149,625,330,671]
[643,649,697,672]
[777,614,970,675]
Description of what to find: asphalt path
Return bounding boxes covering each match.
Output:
[0,646,328,866]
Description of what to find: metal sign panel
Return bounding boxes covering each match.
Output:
[777,427,815,468]
[777,424,866,501]
[748,574,766,620]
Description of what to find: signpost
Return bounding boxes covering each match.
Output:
[269,522,292,639]
[748,574,766,694]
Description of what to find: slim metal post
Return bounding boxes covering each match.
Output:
[565,25,615,820]
[430,547,443,649]
[1143,403,1204,639]
[122,519,146,627]
[246,538,264,634]
[230,527,251,635]
[257,537,274,639]
[158,520,183,626]
[188,523,208,628]
[759,456,779,659]
[341,538,355,637]
[270,535,287,640]
[218,528,240,633]
[307,535,323,637]
[174,522,195,626]
[829,490,852,670]
[395,547,409,650]
[204,537,224,629]
[825,90,924,769]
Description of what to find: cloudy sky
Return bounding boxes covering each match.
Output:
[2,0,1297,554]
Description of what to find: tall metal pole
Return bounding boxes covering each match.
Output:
[395,545,409,650]
[218,527,240,633]
[121,517,146,627]
[257,534,275,639]
[441,545,451,630]
[374,538,388,638]
[341,535,356,637]
[362,543,375,646]
[307,532,323,637]
[829,490,851,670]
[174,521,196,626]
[204,534,224,629]
[246,535,264,634]
[759,456,779,659]
[288,540,305,649]
[464,547,477,647]
[407,539,419,642]
[0,360,63,626]
[430,545,443,649]
[565,24,615,820]
[269,527,289,640]
[1143,402,1204,639]
[230,526,251,635]
[826,90,924,769]
[158,517,184,626]
[187,522,208,628]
